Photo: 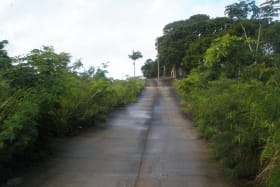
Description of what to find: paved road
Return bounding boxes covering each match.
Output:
[17,79,236,187]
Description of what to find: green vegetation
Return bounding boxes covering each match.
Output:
[154,0,280,186]
[141,59,159,78]
[0,43,143,182]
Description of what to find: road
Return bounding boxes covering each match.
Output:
[16,79,236,187]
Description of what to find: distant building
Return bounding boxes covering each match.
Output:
[170,65,186,78]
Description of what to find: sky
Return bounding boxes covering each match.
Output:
[0,0,251,79]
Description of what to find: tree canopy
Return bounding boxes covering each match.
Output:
[128,50,143,77]
[151,0,279,77]
[141,59,158,78]
[152,1,280,186]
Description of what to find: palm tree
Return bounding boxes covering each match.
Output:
[128,50,143,77]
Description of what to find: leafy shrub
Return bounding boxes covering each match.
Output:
[177,75,280,185]
[0,45,144,183]
[0,91,39,160]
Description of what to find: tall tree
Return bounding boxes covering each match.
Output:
[260,0,280,22]
[225,0,280,54]
[157,15,234,74]
[0,40,11,70]
[141,59,158,78]
[0,40,11,99]
[224,0,259,20]
[128,50,143,77]
[205,34,254,80]
[157,15,211,74]
[225,0,261,53]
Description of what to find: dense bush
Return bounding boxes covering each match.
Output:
[156,0,280,186]
[176,68,280,186]
[0,43,144,182]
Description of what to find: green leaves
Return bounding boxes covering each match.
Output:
[225,0,279,21]
[205,34,256,79]
[161,1,280,186]
[205,34,243,66]
[0,89,39,159]
[225,0,259,20]
[157,15,236,74]
[260,0,280,22]
[177,77,280,180]
[141,59,158,78]
[128,50,143,61]
[177,66,280,185]
[0,44,144,182]
[0,40,11,70]
[160,3,280,185]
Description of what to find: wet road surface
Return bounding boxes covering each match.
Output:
[17,79,236,187]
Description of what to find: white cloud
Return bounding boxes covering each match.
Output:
[189,0,237,18]
[0,0,240,79]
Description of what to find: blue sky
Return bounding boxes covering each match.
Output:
[0,0,261,79]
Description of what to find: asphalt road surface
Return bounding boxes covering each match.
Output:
[16,79,236,187]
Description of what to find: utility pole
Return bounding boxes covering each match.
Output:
[157,60,160,80]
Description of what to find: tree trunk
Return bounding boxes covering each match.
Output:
[240,22,253,53]
[133,61,135,77]
[256,22,262,52]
